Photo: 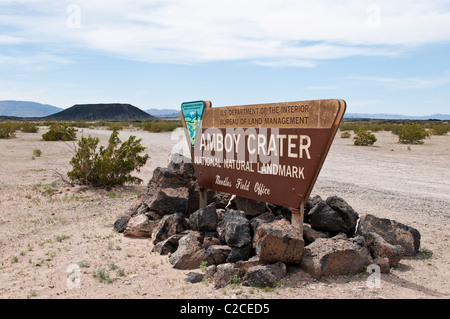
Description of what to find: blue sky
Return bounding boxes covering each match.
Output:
[1,0,450,115]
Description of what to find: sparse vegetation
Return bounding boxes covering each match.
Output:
[72,121,91,128]
[418,246,433,260]
[430,124,449,136]
[106,192,117,199]
[199,261,208,272]
[94,268,114,283]
[42,123,77,141]
[0,116,448,298]
[108,262,118,271]
[140,121,181,132]
[20,122,39,133]
[340,131,351,138]
[230,274,241,289]
[353,129,377,146]
[390,124,403,136]
[67,129,149,187]
[106,122,124,131]
[398,124,430,144]
[0,122,18,138]
[78,260,90,268]
[339,123,360,133]
[33,148,42,157]
[339,119,448,140]
[43,183,56,198]
[107,241,114,250]
[55,234,71,242]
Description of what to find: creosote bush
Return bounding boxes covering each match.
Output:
[390,125,403,136]
[0,122,18,139]
[42,123,77,141]
[398,124,430,144]
[106,123,124,131]
[33,148,42,157]
[340,131,351,138]
[140,121,181,132]
[21,122,39,133]
[353,130,377,146]
[430,124,449,136]
[67,129,149,187]
[339,123,361,133]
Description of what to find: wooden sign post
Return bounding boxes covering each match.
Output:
[181,99,346,231]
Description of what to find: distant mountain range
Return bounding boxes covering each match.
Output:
[142,109,450,120]
[44,103,155,121]
[0,100,177,120]
[144,108,180,118]
[344,113,450,120]
[0,100,63,117]
[1,100,448,121]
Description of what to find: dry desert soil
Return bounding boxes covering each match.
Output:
[0,127,449,299]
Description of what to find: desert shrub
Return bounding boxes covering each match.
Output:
[365,124,383,132]
[106,122,125,131]
[94,121,109,128]
[340,131,351,138]
[339,123,361,132]
[380,124,393,131]
[141,121,181,132]
[33,149,42,157]
[73,121,91,128]
[382,124,401,135]
[430,124,449,136]
[67,130,149,187]
[341,123,382,134]
[21,122,39,133]
[42,123,77,141]
[390,125,403,136]
[353,129,377,146]
[94,268,113,284]
[0,122,18,138]
[398,124,430,144]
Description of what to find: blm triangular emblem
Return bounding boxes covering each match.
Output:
[181,101,209,146]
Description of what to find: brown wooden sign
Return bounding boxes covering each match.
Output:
[181,99,346,209]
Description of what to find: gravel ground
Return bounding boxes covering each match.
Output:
[0,128,448,299]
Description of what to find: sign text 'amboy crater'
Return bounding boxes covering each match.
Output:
[181,99,346,208]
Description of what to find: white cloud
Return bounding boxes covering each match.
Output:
[1,0,450,66]
[0,52,73,69]
[0,35,24,44]
[346,74,450,89]
[254,59,316,68]
[304,85,339,90]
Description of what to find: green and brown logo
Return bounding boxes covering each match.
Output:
[181,101,207,146]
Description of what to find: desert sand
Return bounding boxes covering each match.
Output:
[0,127,448,299]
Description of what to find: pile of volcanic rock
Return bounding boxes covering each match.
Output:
[113,154,421,289]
